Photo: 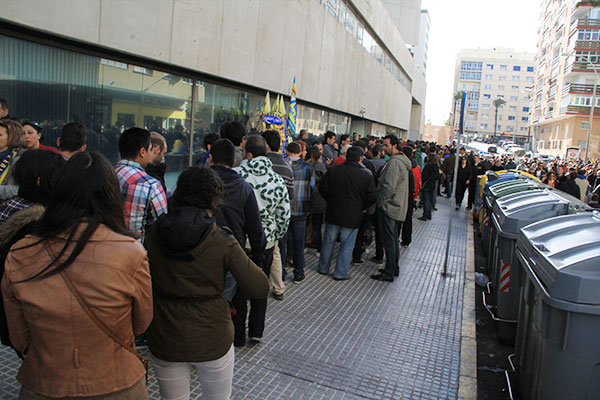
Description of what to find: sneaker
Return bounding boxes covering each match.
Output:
[370,273,393,282]
[351,258,363,265]
[293,276,305,284]
[417,216,428,221]
[249,337,262,344]
[432,207,438,211]
[272,292,284,301]
[369,256,384,265]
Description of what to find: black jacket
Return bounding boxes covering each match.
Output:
[211,165,265,266]
[559,178,581,199]
[421,163,440,192]
[319,161,376,229]
[145,162,167,193]
[457,163,473,186]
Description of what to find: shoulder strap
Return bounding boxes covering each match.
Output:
[59,270,146,364]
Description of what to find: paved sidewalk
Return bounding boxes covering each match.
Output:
[0,197,469,399]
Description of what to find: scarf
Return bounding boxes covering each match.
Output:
[0,149,17,184]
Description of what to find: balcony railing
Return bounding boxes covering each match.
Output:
[565,61,600,75]
[565,83,600,94]
[574,40,600,49]
[563,104,600,115]
[570,18,600,35]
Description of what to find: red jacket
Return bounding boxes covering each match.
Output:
[412,164,422,199]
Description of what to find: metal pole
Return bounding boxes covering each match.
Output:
[443,91,466,276]
[584,56,597,165]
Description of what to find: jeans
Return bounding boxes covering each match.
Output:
[422,189,434,219]
[318,223,358,279]
[151,345,234,400]
[232,246,274,343]
[288,219,307,280]
[445,173,454,198]
[378,208,402,278]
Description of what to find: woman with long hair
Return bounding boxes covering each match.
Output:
[0,119,25,201]
[144,166,269,400]
[418,153,440,221]
[544,171,557,188]
[2,151,153,399]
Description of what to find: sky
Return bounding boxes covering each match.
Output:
[420,0,541,125]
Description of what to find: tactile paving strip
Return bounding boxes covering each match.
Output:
[0,197,467,399]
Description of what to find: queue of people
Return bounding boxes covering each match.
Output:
[4,102,598,399]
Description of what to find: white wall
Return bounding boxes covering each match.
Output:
[1,0,417,131]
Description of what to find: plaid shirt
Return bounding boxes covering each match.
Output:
[0,196,34,224]
[288,157,315,219]
[115,160,168,235]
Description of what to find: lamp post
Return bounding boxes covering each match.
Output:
[564,51,597,163]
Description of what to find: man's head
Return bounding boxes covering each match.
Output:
[340,144,352,157]
[243,135,267,159]
[346,146,364,163]
[149,132,167,164]
[203,132,220,151]
[118,127,152,166]
[371,143,384,158]
[286,142,302,157]
[324,131,336,145]
[220,121,246,147]
[0,98,8,118]
[57,122,87,156]
[383,134,400,156]
[459,147,466,156]
[299,129,309,141]
[209,138,236,167]
[262,129,281,152]
[402,146,413,159]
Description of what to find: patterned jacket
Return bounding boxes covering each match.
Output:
[235,157,290,246]
[288,157,315,221]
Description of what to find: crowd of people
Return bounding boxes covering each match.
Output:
[1,92,600,399]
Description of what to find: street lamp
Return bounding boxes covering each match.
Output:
[563,51,597,164]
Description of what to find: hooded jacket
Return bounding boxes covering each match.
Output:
[235,156,290,245]
[211,165,265,265]
[144,206,269,363]
[377,152,412,222]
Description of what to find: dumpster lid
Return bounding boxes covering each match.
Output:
[494,189,570,236]
[547,188,594,213]
[518,212,600,304]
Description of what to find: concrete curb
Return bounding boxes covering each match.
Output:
[458,211,477,399]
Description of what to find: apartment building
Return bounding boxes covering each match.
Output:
[533,0,600,160]
[452,48,535,140]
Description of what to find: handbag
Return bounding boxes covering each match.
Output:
[59,270,149,383]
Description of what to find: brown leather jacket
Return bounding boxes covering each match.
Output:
[1,224,153,398]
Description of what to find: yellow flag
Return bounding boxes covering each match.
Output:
[262,92,271,114]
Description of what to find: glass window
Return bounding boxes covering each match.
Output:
[484,84,492,89]
[0,35,193,191]
[523,107,530,112]
[487,64,494,70]
[485,74,493,80]
[527,66,534,72]
[513,66,521,71]
[512,75,520,81]
[483,94,491,99]
[512,85,519,91]
[500,65,507,70]
[510,95,518,101]
[508,116,516,120]
[498,85,505,90]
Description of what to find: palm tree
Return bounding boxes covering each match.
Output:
[452,91,465,133]
[493,98,506,137]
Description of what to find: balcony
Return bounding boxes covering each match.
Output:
[564,61,600,81]
[564,82,600,94]
[572,5,595,22]
[562,104,600,115]
[574,39,600,50]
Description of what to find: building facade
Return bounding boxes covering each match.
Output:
[452,48,535,141]
[0,0,428,189]
[533,0,600,160]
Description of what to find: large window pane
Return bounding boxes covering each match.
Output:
[0,35,192,192]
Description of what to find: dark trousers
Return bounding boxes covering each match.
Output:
[467,180,477,208]
[232,246,274,344]
[401,199,414,246]
[287,219,307,279]
[372,213,384,259]
[311,213,324,252]
[422,189,434,219]
[352,213,372,260]
[378,208,402,278]
[279,230,288,280]
[445,173,454,198]
[456,182,468,206]
[432,180,438,208]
